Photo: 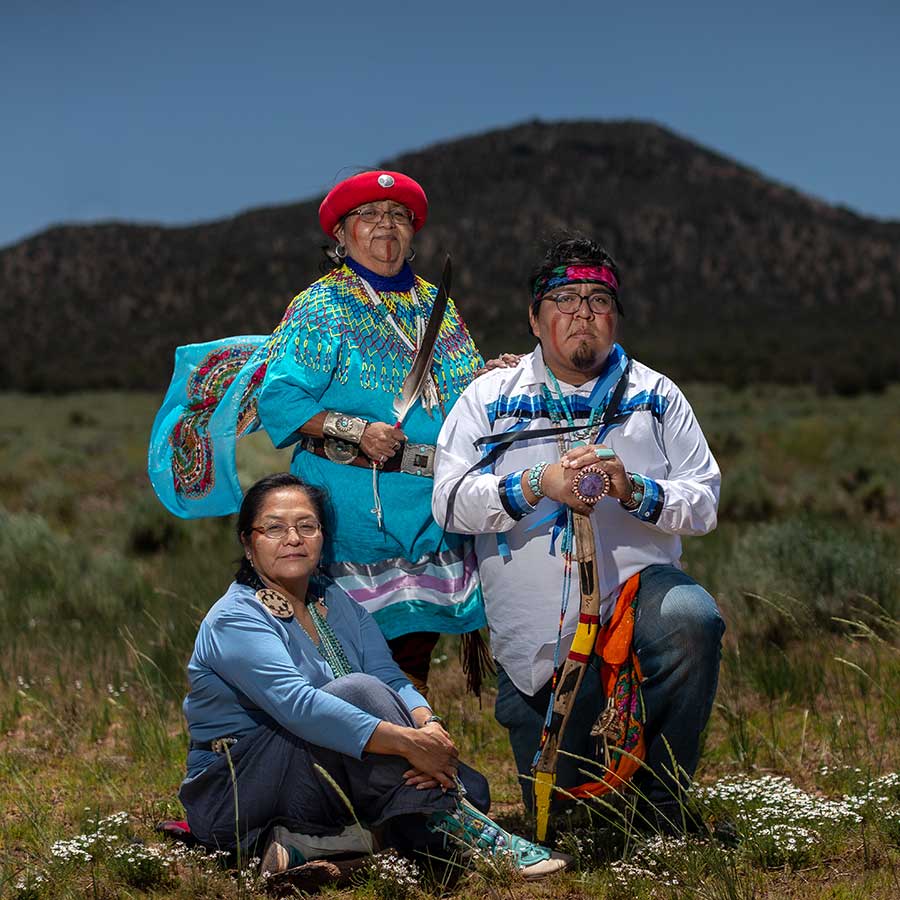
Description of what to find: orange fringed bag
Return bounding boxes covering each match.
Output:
[569,572,646,799]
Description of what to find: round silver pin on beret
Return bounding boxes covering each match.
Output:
[377,174,395,188]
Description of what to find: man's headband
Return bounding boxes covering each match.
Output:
[532,264,619,301]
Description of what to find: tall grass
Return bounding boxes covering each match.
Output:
[1,386,899,898]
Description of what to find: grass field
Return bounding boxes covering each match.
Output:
[1,386,898,899]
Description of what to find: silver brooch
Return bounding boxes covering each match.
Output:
[377,173,395,188]
[256,588,294,619]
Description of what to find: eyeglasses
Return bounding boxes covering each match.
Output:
[345,206,415,226]
[541,292,617,316]
[251,521,322,541]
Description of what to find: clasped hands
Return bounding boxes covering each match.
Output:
[402,719,459,792]
[531,444,631,515]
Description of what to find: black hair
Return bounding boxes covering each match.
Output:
[318,165,378,273]
[234,473,331,585]
[528,234,623,319]
[320,243,345,273]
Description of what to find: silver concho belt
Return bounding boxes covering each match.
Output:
[399,442,435,477]
[302,437,435,477]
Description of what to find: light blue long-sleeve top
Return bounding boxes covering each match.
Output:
[183,581,429,780]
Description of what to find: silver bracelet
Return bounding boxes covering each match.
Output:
[620,473,645,511]
[323,411,367,444]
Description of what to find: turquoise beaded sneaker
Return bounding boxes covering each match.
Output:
[428,800,570,880]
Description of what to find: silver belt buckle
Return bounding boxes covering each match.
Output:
[400,443,435,477]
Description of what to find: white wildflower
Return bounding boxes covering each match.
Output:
[367,849,420,899]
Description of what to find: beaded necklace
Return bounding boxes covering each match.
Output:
[540,367,602,449]
[307,597,354,678]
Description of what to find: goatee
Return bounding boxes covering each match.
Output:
[571,342,601,372]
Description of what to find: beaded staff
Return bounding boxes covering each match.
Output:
[531,507,605,842]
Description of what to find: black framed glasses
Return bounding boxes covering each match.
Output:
[251,521,322,541]
[345,206,414,226]
[541,292,617,315]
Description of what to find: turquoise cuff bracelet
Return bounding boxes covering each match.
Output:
[527,461,549,499]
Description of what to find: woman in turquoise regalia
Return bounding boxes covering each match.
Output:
[149,171,486,690]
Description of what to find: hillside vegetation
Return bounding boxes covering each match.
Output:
[1,119,899,392]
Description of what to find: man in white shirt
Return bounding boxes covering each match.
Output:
[432,236,724,833]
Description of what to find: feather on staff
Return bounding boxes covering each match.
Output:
[392,255,452,426]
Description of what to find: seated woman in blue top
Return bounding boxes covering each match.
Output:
[179,473,568,880]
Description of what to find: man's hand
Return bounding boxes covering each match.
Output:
[532,462,595,515]
[520,445,631,513]
[560,444,631,503]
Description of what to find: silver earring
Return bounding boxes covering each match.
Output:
[335,243,347,259]
[406,247,416,262]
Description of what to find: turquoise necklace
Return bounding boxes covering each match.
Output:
[254,574,354,679]
[307,597,354,678]
[541,368,602,448]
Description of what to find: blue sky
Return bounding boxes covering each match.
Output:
[2,0,898,248]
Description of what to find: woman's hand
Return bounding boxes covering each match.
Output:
[401,722,459,790]
[403,708,448,788]
[473,352,522,379]
[560,444,631,502]
[366,720,459,790]
[402,767,446,790]
[360,422,407,464]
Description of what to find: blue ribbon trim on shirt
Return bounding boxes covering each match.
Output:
[525,503,569,556]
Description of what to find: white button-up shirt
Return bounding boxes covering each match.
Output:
[432,344,720,695]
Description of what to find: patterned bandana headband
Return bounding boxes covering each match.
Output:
[532,265,619,301]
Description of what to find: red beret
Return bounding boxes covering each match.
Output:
[319,171,428,237]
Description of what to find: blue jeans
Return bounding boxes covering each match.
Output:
[493,564,724,814]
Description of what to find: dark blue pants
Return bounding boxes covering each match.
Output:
[180,673,490,853]
[493,564,724,815]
